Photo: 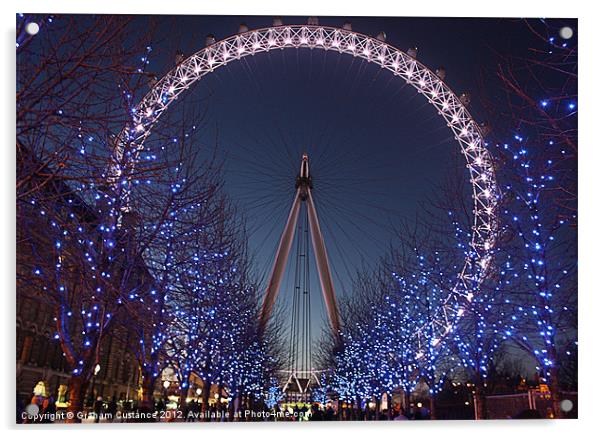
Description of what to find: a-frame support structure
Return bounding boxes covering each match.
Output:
[258,154,341,338]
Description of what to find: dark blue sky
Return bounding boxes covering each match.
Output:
[135,15,576,360]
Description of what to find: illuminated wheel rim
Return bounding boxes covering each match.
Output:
[119,24,499,349]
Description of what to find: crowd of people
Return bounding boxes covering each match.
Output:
[17,395,417,423]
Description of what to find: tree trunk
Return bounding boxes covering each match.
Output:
[201,380,211,422]
[179,382,189,411]
[66,376,88,423]
[140,370,156,410]
[549,366,563,419]
[243,394,250,422]
[403,391,411,414]
[386,393,392,420]
[248,393,255,420]
[429,395,437,420]
[474,385,486,420]
[216,383,224,420]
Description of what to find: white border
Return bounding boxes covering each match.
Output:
[4,2,596,438]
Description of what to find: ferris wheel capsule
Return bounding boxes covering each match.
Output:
[147,74,158,88]
[175,50,185,65]
[460,92,471,106]
[479,121,492,137]
[436,67,446,80]
[238,23,249,34]
[205,34,216,46]
[308,16,319,26]
[343,21,352,31]
[376,31,387,42]
[273,17,283,26]
[407,47,418,58]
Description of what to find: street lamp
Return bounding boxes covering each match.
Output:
[88,364,101,404]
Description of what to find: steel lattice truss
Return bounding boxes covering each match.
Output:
[119,24,499,352]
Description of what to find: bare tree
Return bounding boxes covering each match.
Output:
[479,19,578,418]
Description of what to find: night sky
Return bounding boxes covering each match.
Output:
[127,15,575,358]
